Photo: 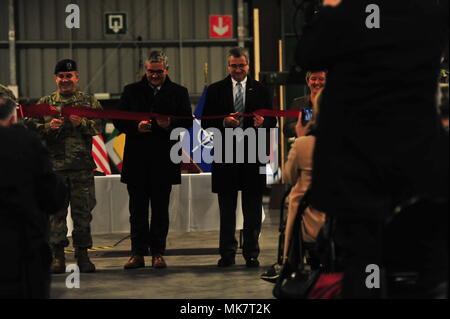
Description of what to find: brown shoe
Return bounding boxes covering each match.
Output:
[152,255,167,269]
[124,255,145,269]
[51,257,66,274]
[51,246,66,274]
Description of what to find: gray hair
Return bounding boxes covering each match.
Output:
[146,50,169,69]
[0,97,17,121]
[227,47,250,65]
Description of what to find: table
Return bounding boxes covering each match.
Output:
[67,173,264,235]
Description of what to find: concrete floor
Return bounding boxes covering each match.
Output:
[50,205,281,299]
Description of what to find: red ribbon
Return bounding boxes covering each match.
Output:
[20,104,302,120]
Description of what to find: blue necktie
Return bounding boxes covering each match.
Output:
[235,82,244,127]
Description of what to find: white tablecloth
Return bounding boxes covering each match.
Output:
[67,173,264,235]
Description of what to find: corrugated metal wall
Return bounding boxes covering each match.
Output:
[1,0,250,100]
[0,0,10,86]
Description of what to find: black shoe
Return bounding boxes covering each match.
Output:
[246,258,260,268]
[260,263,282,283]
[217,258,235,267]
[75,248,96,273]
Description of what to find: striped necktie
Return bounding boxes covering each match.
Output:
[235,82,244,127]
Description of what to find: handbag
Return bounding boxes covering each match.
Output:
[273,190,322,299]
[274,266,321,299]
[273,229,321,298]
[307,216,343,299]
[273,197,344,299]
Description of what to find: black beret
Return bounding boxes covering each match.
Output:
[54,59,78,74]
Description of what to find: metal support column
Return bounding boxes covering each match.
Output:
[278,40,286,178]
[178,0,184,86]
[8,0,17,86]
[253,8,261,81]
[237,0,245,48]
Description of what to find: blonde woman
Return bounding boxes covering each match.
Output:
[281,91,325,264]
[261,92,325,282]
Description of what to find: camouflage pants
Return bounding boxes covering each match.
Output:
[49,170,96,249]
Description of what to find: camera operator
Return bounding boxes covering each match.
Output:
[296,0,449,298]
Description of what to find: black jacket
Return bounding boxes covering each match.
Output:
[296,0,449,219]
[201,75,277,193]
[113,76,193,186]
[0,125,66,298]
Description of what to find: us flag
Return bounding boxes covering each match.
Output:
[92,135,111,175]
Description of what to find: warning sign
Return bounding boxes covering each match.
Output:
[209,15,233,38]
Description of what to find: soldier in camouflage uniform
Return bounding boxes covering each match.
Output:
[32,59,103,273]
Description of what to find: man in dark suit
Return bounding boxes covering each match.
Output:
[297,0,448,297]
[0,97,66,298]
[113,51,192,269]
[202,47,277,268]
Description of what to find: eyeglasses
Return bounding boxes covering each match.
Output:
[56,73,74,79]
[146,69,165,74]
[229,63,248,69]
